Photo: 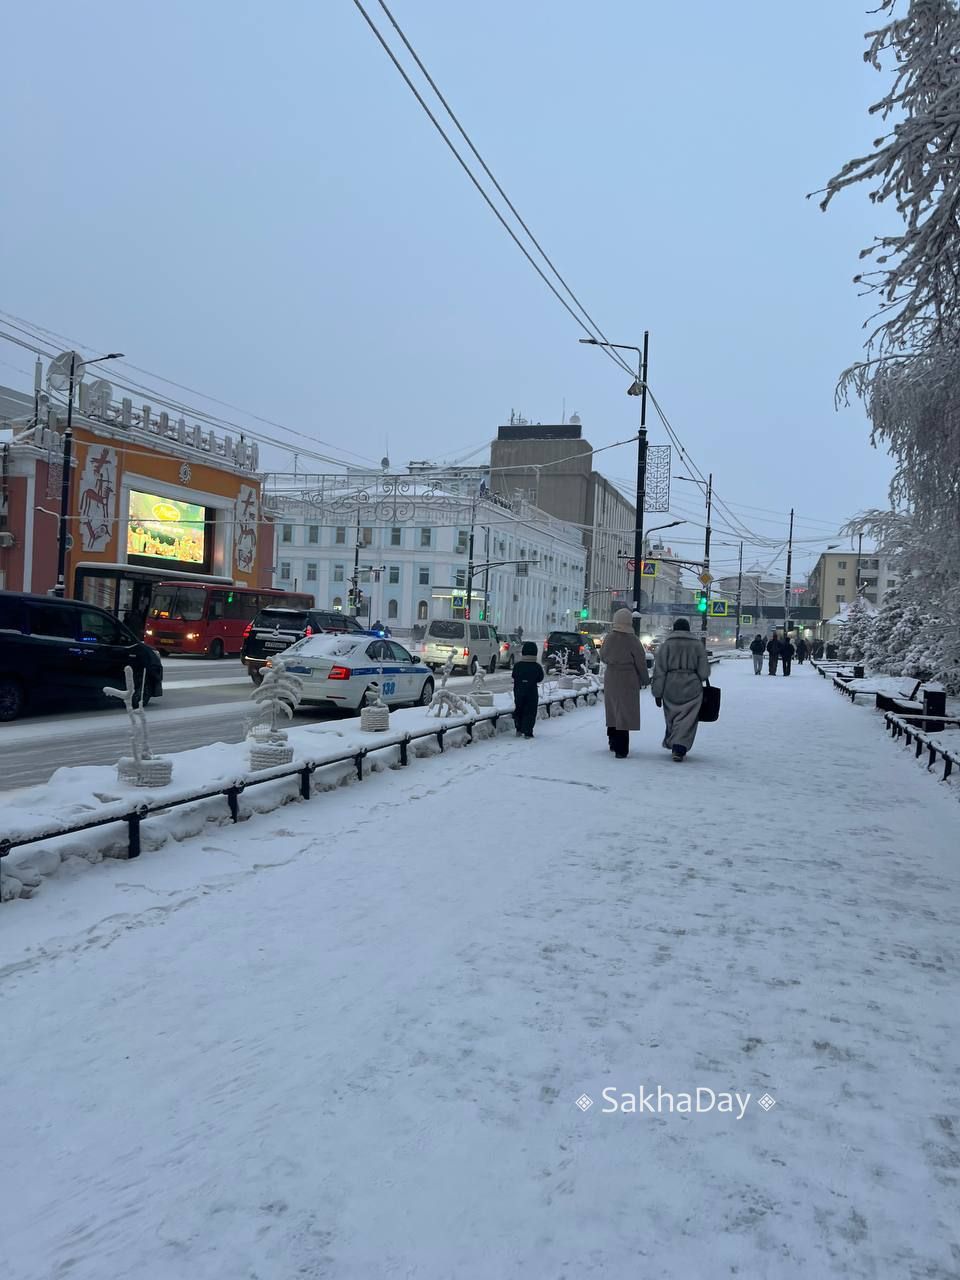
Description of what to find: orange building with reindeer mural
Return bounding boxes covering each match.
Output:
[0,376,274,614]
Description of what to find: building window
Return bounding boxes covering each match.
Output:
[455,569,467,588]
[865,593,877,603]
[308,525,319,544]
[836,594,845,603]
[387,599,399,619]
[417,599,429,620]
[456,529,469,554]
[516,562,529,577]
[418,566,430,586]
[279,561,291,580]
[335,527,346,544]
[361,527,373,547]
[306,563,318,582]
[837,560,846,569]
[420,527,432,548]
[837,577,845,586]
[333,564,345,582]
[281,524,293,543]
[886,579,896,588]
[390,527,402,547]
[870,559,879,569]
[389,565,400,584]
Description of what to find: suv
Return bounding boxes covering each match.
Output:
[241,608,368,683]
[413,619,500,675]
[0,591,163,721]
[543,630,600,674]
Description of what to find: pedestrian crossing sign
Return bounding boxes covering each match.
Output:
[740,613,753,626]
[708,600,728,617]
[641,560,658,577]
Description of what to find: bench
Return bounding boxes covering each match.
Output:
[875,680,924,714]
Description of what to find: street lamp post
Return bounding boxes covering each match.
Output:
[617,519,685,625]
[54,350,124,597]
[579,332,649,634]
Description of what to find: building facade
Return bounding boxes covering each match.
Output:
[807,550,899,624]
[265,470,586,635]
[490,420,636,617]
[0,370,272,606]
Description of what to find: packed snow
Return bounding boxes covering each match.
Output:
[1,661,958,1278]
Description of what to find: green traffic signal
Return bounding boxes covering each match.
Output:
[579,607,589,620]
[697,595,708,612]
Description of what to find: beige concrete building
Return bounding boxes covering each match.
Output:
[490,420,636,618]
[808,550,899,622]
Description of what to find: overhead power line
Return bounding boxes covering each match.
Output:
[350,0,637,382]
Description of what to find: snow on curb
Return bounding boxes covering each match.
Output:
[0,684,600,902]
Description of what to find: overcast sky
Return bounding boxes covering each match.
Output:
[1,1,893,578]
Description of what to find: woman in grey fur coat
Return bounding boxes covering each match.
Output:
[651,618,710,762]
[602,608,651,758]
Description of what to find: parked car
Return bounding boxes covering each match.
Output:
[497,631,524,669]
[542,630,601,674]
[241,608,369,683]
[0,591,163,721]
[274,634,434,711]
[412,619,500,675]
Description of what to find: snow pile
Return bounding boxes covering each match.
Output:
[0,685,599,902]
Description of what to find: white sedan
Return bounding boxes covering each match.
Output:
[266,634,435,711]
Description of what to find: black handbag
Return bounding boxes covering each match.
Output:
[698,680,721,723]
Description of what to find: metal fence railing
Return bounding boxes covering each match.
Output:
[0,687,600,898]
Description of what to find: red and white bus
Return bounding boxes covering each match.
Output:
[72,562,313,657]
[145,582,314,657]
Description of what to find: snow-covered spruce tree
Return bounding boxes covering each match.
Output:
[819,0,960,690]
[838,597,877,662]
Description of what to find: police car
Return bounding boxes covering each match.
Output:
[266,633,435,711]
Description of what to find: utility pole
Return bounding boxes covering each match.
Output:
[631,331,649,635]
[784,507,795,637]
[350,509,361,617]
[464,491,477,621]
[483,525,490,623]
[700,473,713,638]
[734,540,744,650]
[54,352,78,598]
[855,531,863,596]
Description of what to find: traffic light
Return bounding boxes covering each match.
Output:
[464,607,470,619]
[478,608,485,621]
[696,590,708,613]
[580,607,589,620]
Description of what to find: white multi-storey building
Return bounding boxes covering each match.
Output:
[264,470,586,636]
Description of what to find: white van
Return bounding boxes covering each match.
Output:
[415,619,500,674]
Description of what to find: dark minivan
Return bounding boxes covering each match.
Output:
[241,608,368,683]
[0,591,164,721]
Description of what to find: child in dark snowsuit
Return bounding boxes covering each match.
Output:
[512,641,544,738]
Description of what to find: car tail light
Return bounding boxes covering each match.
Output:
[242,622,252,639]
[579,645,585,653]
[327,665,351,680]
[145,627,154,637]
[304,625,313,637]
[463,648,469,658]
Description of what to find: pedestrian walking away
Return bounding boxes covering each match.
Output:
[766,634,780,675]
[780,635,795,677]
[796,638,809,666]
[511,641,544,738]
[749,633,765,675]
[652,618,710,761]
[602,608,650,758]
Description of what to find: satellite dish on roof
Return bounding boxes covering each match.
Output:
[47,351,84,397]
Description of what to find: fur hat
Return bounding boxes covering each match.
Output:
[672,617,691,631]
[611,608,635,634]
[521,641,539,656]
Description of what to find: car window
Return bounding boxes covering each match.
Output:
[26,603,79,640]
[256,610,309,630]
[389,641,413,663]
[80,609,130,645]
[469,624,481,640]
[0,598,26,633]
[366,640,391,661]
[428,620,464,639]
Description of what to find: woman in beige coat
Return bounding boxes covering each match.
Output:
[602,608,651,758]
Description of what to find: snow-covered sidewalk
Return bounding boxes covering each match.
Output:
[1,663,958,1278]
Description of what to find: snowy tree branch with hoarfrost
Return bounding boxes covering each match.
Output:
[820,0,960,690]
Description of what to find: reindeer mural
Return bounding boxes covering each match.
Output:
[78,447,118,553]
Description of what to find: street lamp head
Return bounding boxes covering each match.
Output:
[104,352,124,360]
[626,380,643,396]
[578,338,598,345]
